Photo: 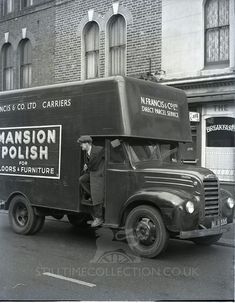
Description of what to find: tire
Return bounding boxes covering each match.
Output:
[192,234,222,246]
[8,195,38,235]
[29,216,45,235]
[67,213,91,228]
[125,205,169,258]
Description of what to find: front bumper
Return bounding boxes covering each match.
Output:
[179,223,231,239]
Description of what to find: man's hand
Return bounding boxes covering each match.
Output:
[83,164,88,171]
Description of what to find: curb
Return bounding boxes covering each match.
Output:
[216,221,234,248]
[215,239,235,248]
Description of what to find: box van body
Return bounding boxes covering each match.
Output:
[0,76,234,258]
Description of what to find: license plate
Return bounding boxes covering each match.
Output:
[211,218,227,228]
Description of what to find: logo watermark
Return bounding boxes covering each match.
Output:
[36,264,200,278]
[36,228,200,279]
[89,227,141,263]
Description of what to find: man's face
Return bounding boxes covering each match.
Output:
[80,142,90,151]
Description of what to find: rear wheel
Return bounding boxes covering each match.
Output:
[125,205,169,258]
[67,213,91,228]
[8,195,38,235]
[192,234,222,246]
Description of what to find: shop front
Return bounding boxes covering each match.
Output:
[201,101,235,196]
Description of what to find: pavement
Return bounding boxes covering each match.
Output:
[215,220,234,248]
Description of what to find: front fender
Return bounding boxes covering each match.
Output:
[121,187,199,232]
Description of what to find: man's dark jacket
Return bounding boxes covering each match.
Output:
[85,145,105,205]
[87,145,104,172]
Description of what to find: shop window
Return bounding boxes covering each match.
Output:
[205,116,235,182]
[19,39,32,88]
[2,43,13,90]
[205,0,230,66]
[84,21,99,79]
[108,14,126,76]
[206,117,234,147]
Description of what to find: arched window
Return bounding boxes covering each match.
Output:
[21,0,33,9]
[205,0,229,66]
[2,43,13,90]
[84,22,99,79]
[3,0,13,15]
[108,14,126,76]
[19,39,32,88]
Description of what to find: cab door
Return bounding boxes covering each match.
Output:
[104,139,132,226]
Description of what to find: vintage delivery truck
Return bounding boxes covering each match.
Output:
[0,76,234,258]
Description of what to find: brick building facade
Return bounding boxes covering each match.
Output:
[0,0,162,89]
[54,0,162,83]
[0,0,55,90]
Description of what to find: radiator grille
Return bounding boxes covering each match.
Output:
[203,178,219,217]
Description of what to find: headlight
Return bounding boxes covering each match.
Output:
[226,197,235,209]
[185,201,195,214]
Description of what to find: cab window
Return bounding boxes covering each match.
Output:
[109,139,126,164]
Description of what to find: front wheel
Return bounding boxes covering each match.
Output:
[125,205,169,258]
[192,234,222,246]
[8,195,38,235]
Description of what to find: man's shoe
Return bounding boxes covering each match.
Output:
[91,218,103,227]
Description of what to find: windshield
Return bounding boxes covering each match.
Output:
[128,140,179,164]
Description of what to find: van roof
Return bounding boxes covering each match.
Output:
[0,76,192,142]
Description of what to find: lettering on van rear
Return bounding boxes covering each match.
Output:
[0,125,61,179]
[140,97,179,119]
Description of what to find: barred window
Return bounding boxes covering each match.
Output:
[205,0,229,65]
[108,14,126,76]
[84,22,99,79]
[2,43,13,90]
[19,39,32,88]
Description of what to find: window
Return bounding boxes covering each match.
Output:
[128,140,180,164]
[109,140,126,164]
[181,126,198,163]
[159,143,179,164]
[84,22,99,79]
[205,0,229,65]
[2,43,13,90]
[206,117,234,147]
[205,116,235,182]
[21,0,33,9]
[108,14,126,75]
[2,0,13,15]
[19,39,32,88]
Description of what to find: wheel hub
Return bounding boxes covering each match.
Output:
[15,206,28,226]
[136,218,155,242]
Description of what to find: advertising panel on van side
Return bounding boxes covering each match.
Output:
[0,125,62,179]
